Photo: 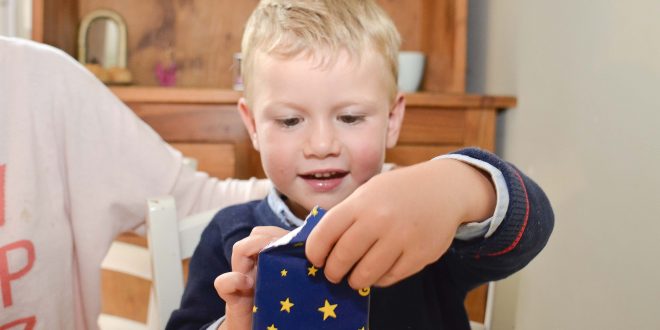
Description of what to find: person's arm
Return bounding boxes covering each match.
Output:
[45,41,270,240]
[306,147,553,289]
[442,148,554,287]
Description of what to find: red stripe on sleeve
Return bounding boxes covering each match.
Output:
[487,170,529,257]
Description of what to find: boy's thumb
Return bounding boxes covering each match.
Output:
[214,273,254,300]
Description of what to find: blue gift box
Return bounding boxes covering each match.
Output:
[252,207,370,330]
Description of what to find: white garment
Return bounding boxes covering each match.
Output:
[0,37,271,329]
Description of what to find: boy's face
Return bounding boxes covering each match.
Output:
[238,50,404,217]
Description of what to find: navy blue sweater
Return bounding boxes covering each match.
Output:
[167,148,554,330]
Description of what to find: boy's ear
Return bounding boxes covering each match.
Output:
[237,98,260,150]
[386,92,406,148]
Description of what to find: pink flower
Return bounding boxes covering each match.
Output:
[155,62,177,86]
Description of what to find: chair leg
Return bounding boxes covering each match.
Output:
[146,289,159,330]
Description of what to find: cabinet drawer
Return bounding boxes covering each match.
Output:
[172,143,237,179]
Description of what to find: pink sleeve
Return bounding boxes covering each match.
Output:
[55,57,270,238]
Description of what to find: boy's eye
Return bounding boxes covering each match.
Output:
[338,115,364,124]
[277,117,302,127]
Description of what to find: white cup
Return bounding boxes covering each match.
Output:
[397,51,426,92]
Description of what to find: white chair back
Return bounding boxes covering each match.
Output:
[146,196,219,329]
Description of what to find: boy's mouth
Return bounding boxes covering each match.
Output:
[299,171,348,180]
[299,170,348,192]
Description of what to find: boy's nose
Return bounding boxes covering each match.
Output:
[303,123,340,158]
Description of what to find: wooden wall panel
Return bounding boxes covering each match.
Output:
[377,0,425,50]
[379,0,467,92]
[32,0,79,55]
[79,0,259,87]
[73,0,465,91]
[421,0,467,92]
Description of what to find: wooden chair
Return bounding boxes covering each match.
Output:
[146,196,220,329]
[99,196,218,329]
[98,242,156,329]
[469,282,495,330]
[99,157,211,330]
[98,241,157,330]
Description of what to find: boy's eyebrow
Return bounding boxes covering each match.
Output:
[263,99,384,112]
[261,101,306,113]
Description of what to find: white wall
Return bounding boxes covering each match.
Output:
[0,0,31,38]
[0,0,11,36]
[468,1,660,329]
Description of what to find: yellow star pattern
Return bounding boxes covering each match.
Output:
[280,297,294,313]
[311,206,318,216]
[318,299,338,320]
[307,265,318,276]
[280,269,288,277]
[252,305,258,313]
[267,324,277,330]
[358,327,365,330]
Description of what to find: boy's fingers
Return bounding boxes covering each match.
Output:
[214,273,254,303]
[346,238,403,289]
[231,234,278,273]
[321,219,379,284]
[305,202,357,267]
[374,252,424,287]
[250,226,289,237]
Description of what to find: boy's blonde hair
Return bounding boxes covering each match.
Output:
[241,0,401,101]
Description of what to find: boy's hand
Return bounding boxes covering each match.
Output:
[306,159,496,289]
[215,226,289,330]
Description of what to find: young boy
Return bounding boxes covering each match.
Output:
[167,1,553,329]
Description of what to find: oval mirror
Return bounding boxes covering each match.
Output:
[78,9,131,84]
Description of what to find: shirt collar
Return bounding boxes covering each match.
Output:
[266,187,305,228]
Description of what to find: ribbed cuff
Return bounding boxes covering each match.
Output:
[434,153,509,240]
[447,148,530,257]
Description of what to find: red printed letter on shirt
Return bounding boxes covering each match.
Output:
[0,240,36,308]
[0,316,36,330]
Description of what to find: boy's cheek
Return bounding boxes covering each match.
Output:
[351,146,386,177]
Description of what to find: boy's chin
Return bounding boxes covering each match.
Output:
[288,199,341,219]
[306,195,346,211]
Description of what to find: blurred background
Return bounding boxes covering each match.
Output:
[468,1,660,329]
[0,0,31,38]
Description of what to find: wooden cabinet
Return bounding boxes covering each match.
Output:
[33,0,467,92]
[32,0,516,325]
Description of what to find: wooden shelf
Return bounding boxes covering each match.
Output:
[110,87,242,104]
[110,86,516,109]
[35,0,469,92]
